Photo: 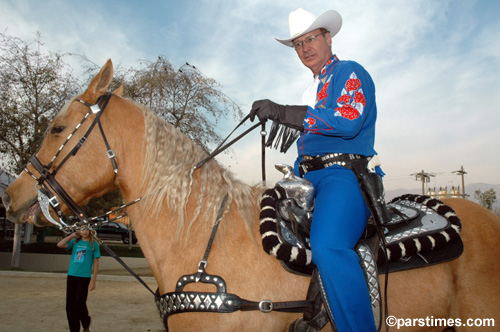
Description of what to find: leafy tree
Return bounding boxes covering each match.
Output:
[0,32,80,174]
[474,188,497,211]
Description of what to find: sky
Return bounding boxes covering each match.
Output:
[1,0,499,195]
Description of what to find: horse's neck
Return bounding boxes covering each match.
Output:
[128,168,261,293]
[110,119,220,290]
[124,174,247,293]
[110,104,265,293]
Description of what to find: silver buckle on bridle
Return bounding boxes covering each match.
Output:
[106,149,116,159]
[258,300,273,313]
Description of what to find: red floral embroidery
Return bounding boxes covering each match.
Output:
[337,94,351,104]
[353,91,366,106]
[335,105,360,120]
[317,81,330,101]
[306,118,316,127]
[346,78,361,92]
[321,67,326,76]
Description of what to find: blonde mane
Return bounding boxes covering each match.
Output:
[136,103,261,240]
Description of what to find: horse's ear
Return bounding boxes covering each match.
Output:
[113,84,124,97]
[81,59,114,103]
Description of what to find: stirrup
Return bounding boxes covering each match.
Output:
[297,269,335,331]
[289,317,321,332]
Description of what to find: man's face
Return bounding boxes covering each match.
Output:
[294,29,333,76]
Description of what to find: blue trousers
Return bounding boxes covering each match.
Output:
[305,165,377,332]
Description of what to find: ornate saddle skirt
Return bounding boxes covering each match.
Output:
[260,187,463,275]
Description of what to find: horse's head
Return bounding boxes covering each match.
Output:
[3,59,123,227]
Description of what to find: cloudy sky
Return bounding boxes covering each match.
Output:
[1,0,499,194]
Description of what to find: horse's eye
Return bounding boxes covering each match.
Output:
[50,126,66,135]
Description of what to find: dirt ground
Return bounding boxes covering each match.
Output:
[0,271,165,332]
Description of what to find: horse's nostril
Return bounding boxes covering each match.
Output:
[2,193,11,211]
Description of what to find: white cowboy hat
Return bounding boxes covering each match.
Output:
[275,8,342,47]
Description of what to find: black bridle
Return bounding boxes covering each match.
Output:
[24,93,119,231]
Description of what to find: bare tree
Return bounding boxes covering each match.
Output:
[1,34,243,217]
[119,56,243,151]
[79,56,244,217]
[0,31,80,174]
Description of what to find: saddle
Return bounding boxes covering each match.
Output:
[259,171,463,276]
[259,165,463,331]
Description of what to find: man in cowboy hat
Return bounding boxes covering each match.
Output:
[250,8,381,332]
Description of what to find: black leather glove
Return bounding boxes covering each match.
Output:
[249,99,307,131]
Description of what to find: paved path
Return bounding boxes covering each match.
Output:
[0,271,164,332]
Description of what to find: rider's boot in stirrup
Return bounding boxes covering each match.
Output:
[289,317,321,332]
[289,269,334,332]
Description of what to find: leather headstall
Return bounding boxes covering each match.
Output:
[25,93,117,228]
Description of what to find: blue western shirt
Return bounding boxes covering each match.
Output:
[297,55,378,160]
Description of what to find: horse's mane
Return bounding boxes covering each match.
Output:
[136,102,260,241]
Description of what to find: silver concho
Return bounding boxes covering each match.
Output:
[275,164,314,211]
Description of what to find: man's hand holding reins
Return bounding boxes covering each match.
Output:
[249,99,307,131]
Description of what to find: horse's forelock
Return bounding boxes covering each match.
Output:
[137,105,259,241]
[55,96,80,119]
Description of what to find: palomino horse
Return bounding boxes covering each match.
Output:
[4,60,500,331]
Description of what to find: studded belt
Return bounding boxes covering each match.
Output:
[299,153,364,176]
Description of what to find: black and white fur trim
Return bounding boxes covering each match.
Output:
[382,194,462,263]
[260,190,462,269]
[259,186,314,269]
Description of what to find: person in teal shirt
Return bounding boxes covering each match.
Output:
[58,226,100,332]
